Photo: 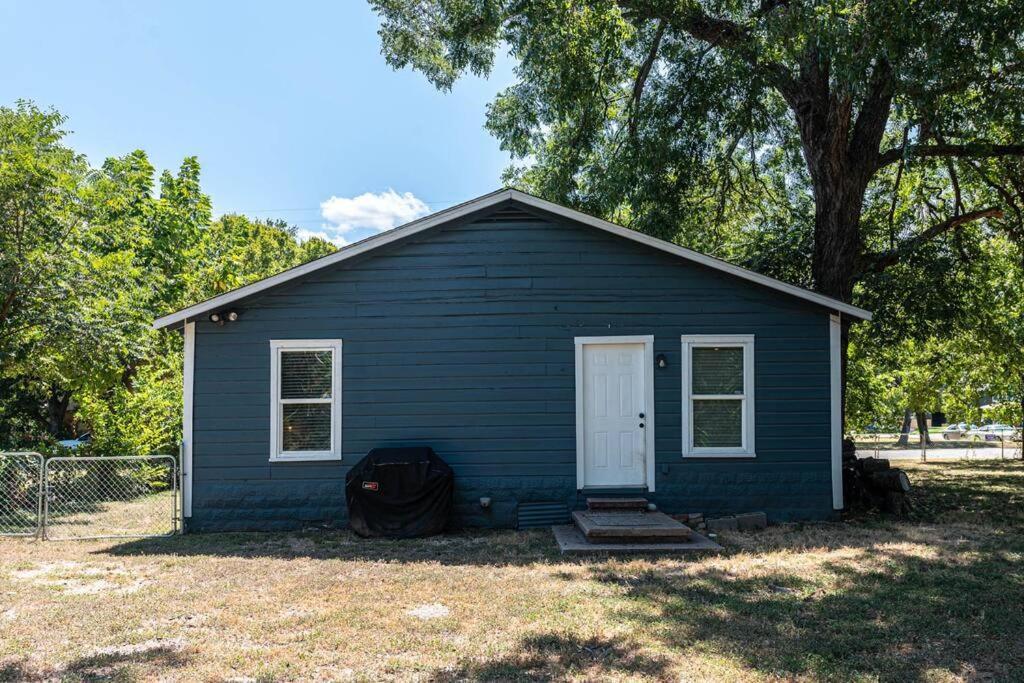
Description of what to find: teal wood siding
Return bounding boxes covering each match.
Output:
[189,201,833,531]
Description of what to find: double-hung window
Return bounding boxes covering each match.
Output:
[270,339,342,462]
[681,335,755,457]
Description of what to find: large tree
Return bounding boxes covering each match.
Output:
[372,0,1024,302]
[0,101,89,371]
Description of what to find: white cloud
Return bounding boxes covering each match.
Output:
[295,228,349,248]
[319,189,429,235]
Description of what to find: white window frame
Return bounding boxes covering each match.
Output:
[269,339,343,462]
[681,334,756,458]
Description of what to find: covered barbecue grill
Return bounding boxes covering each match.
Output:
[345,447,453,538]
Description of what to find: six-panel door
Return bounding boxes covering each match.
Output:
[580,343,646,487]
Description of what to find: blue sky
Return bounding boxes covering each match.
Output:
[0,1,516,244]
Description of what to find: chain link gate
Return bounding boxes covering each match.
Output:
[43,456,179,540]
[0,452,44,536]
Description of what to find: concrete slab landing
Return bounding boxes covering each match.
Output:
[552,525,723,555]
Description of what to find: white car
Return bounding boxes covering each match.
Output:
[57,432,91,450]
[965,424,1018,442]
[942,423,975,440]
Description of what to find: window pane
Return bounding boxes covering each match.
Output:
[282,404,331,451]
[692,347,744,395]
[693,399,743,448]
[280,350,332,399]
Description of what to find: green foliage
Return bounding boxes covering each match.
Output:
[74,336,183,458]
[374,0,1024,283]
[0,101,336,455]
[373,0,1024,430]
[0,101,90,370]
[184,214,335,302]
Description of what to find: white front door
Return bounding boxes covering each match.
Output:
[578,341,648,487]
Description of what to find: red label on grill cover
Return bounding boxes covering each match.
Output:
[362,481,379,491]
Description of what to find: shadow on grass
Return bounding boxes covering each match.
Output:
[1,642,187,683]
[432,633,670,681]
[92,460,1024,679]
[102,527,567,566]
[587,536,1022,679]
[900,460,1024,526]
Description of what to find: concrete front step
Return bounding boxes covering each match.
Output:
[585,496,649,511]
[553,525,723,555]
[572,509,692,543]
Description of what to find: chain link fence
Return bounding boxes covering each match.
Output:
[851,429,1023,461]
[0,453,178,540]
[0,452,43,536]
[44,456,178,540]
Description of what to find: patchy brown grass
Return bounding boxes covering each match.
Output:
[1,460,1023,681]
[43,490,177,540]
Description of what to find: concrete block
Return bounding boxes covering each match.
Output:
[706,516,738,532]
[735,511,768,531]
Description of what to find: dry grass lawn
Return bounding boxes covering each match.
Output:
[1,460,1023,682]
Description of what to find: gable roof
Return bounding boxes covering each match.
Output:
[153,188,871,329]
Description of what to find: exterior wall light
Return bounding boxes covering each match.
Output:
[209,310,239,326]
[656,353,668,368]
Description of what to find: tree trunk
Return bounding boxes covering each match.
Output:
[869,469,911,493]
[784,55,892,437]
[897,409,913,446]
[45,385,70,437]
[915,412,932,446]
[798,141,873,439]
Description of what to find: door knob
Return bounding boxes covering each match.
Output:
[638,412,645,418]
[639,423,645,428]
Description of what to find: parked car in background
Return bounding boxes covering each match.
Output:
[966,424,1018,442]
[57,432,91,450]
[942,423,975,440]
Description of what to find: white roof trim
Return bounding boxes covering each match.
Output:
[154,188,871,329]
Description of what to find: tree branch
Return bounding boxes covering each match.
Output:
[628,18,666,139]
[886,125,910,250]
[876,143,1024,170]
[752,0,789,18]
[849,58,894,175]
[861,207,1003,275]
[616,1,797,97]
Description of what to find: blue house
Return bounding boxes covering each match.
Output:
[154,189,871,532]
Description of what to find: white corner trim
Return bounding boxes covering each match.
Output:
[574,335,656,492]
[153,189,871,330]
[182,320,195,519]
[680,334,756,459]
[269,339,343,463]
[830,314,843,510]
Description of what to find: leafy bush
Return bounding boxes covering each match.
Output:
[74,338,182,459]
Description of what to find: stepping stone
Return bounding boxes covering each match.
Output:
[572,510,692,543]
[586,497,649,511]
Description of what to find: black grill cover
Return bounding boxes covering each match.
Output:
[345,447,453,538]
